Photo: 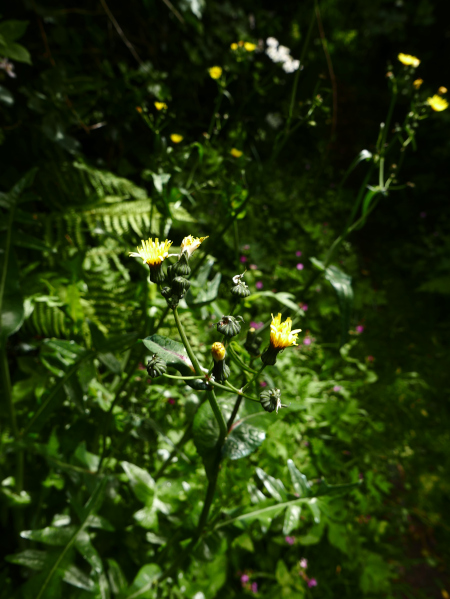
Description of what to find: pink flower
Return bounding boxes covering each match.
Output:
[250,321,263,329]
[256,281,264,289]
[302,440,309,447]
[367,355,374,363]
[296,251,302,257]
[356,325,364,334]
[240,256,247,263]
[251,582,258,593]
[308,579,317,588]
[285,536,295,545]
[300,558,308,569]
[249,264,258,270]
[333,385,342,392]
[243,244,250,250]
[301,304,308,311]
[167,398,175,405]
[296,263,304,270]
[260,381,267,387]
[138,363,146,371]
[241,574,249,584]
[303,336,312,346]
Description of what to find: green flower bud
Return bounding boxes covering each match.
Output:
[212,359,231,383]
[260,388,286,413]
[217,315,244,337]
[149,263,165,284]
[244,327,263,356]
[260,344,280,366]
[171,276,191,298]
[170,252,191,279]
[147,354,167,378]
[230,271,251,298]
[160,286,172,299]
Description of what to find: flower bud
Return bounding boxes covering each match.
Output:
[211,342,226,362]
[230,271,251,298]
[160,286,172,299]
[212,359,231,383]
[244,327,263,356]
[147,354,167,378]
[171,276,191,298]
[217,315,244,338]
[149,263,166,284]
[170,252,191,278]
[260,388,286,413]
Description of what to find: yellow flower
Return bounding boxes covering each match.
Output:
[180,235,208,258]
[230,42,238,51]
[238,41,244,47]
[129,238,173,267]
[427,95,449,112]
[154,101,168,110]
[211,342,226,362]
[398,53,420,68]
[244,42,256,52]
[438,86,448,94]
[170,133,183,143]
[413,78,423,89]
[209,66,223,80]
[269,313,302,349]
[230,148,243,158]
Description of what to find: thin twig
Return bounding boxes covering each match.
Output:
[99,0,147,67]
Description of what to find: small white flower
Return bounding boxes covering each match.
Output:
[277,45,291,60]
[266,37,279,47]
[232,271,247,285]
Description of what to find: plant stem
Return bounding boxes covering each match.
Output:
[241,364,265,393]
[227,395,243,430]
[172,308,227,442]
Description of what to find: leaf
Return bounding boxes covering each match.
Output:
[0,20,29,42]
[287,459,310,498]
[151,172,171,194]
[107,559,128,594]
[361,185,383,217]
[0,292,25,342]
[192,402,219,458]
[0,85,14,106]
[142,334,208,390]
[121,462,155,505]
[74,530,103,573]
[6,549,48,570]
[186,272,222,306]
[63,564,97,591]
[20,527,75,546]
[282,505,301,535]
[247,291,300,313]
[417,276,450,294]
[222,421,266,460]
[255,468,288,502]
[123,563,161,599]
[1,41,31,64]
[313,478,362,497]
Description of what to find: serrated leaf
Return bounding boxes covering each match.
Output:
[255,468,288,502]
[122,462,155,505]
[287,459,310,498]
[223,422,266,460]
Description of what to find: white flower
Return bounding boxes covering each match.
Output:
[282,58,300,73]
[266,37,279,47]
[277,45,291,60]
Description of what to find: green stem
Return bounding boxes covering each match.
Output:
[227,395,243,430]
[172,308,227,441]
[241,364,265,393]
[1,349,18,437]
[0,204,15,335]
[163,373,203,380]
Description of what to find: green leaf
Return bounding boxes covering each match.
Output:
[1,41,31,63]
[282,504,301,535]
[287,459,310,498]
[107,559,128,594]
[121,462,155,506]
[0,85,14,106]
[362,185,383,217]
[123,563,161,599]
[186,272,222,305]
[417,276,450,294]
[1,292,25,342]
[247,291,300,314]
[0,20,29,42]
[313,478,362,497]
[20,527,75,546]
[74,530,103,573]
[255,468,288,502]
[142,334,208,390]
[6,549,47,570]
[193,402,220,458]
[222,421,266,460]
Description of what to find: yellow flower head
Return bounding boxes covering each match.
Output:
[413,78,423,89]
[438,86,448,95]
[244,42,256,52]
[398,53,420,68]
[129,238,173,267]
[230,148,243,158]
[154,101,168,110]
[170,134,183,143]
[230,42,238,51]
[180,235,208,258]
[211,341,226,362]
[269,313,302,349]
[427,95,449,112]
[209,66,223,80]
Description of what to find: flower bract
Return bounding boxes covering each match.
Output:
[397,53,420,67]
[427,95,449,112]
[180,235,208,258]
[129,238,173,267]
[209,66,222,80]
[270,313,301,349]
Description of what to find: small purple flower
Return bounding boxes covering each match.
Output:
[303,336,312,346]
[296,250,302,257]
[250,321,263,329]
[285,536,295,545]
[300,558,308,569]
[260,381,267,387]
[296,263,304,270]
[256,281,264,289]
[240,256,247,263]
[302,440,310,446]
[167,398,175,405]
[333,385,342,392]
[251,582,258,593]
[420,212,427,218]
[308,578,317,588]
[241,574,249,584]
[301,303,308,311]
[356,325,364,334]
